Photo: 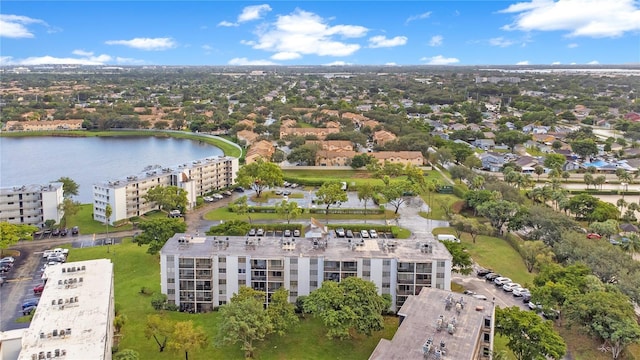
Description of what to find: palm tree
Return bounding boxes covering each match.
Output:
[471,175,485,190]
[621,234,640,257]
[562,171,571,182]
[105,204,112,253]
[617,198,628,214]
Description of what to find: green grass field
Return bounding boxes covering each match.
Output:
[64,240,398,359]
[64,204,133,235]
[203,206,395,222]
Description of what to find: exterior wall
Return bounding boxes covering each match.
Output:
[0,183,63,227]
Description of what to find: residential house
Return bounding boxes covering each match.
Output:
[449,123,467,131]
[237,119,256,130]
[281,119,297,128]
[245,140,275,164]
[473,139,495,151]
[279,127,340,140]
[315,150,357,166]
[515,156,540,173]
[532,134,556,145]
[371,151,424,166]
[360,119,381,130]
[479,152,505,172]
[306,140,354,152]
[321,109,340,118]
[5,120,84,131]
[373,130,397,146]
[431,131,449,140]
[342,112,369,125]
[483,132,496,139]
[624,112,640,122]
[237,129,259,145]
[325,120,341,129]
[522,124,550,134]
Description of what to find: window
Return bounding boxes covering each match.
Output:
[219,268,226,274]
[167,289,175,295]
[166,255,174,262]
[219,257,226,263]
[383,260,391,266]
[382,271,390,277]
[362,271,370,277]
[437,261,446,268]
[167,278,175,284]
[363,259,371,266]
[238,268,246,274]
[483,333,490,343]
[219,279,226,285]
[290,258,297,265]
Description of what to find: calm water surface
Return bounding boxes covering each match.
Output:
[0,136,223,203]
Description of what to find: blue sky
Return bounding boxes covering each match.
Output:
[1,1,639,66]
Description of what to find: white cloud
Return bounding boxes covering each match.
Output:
[228,57,277,65]
[105,37,176,51]
[368,35,407,48]
[587,60,600,64]
[238,4,272,23]
[114,57,145,65]
[567,43,579,48]
[0,50,144,65]
[428,35,443,47]
[271,52,302,60]
[516,60,530,65]
[217,21,237,27]
[71,49,94,57]
[406,12,432,24]
[489,37,515,47]
[500,0,640,37]
[385,62,398,66]
[244,9,368,57]
[420,55,460,65]
[552,61,561,65]
[0,14,48,38]
[201,45,213,51]
[323,61,353,66]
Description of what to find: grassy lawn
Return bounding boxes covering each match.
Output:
[65,204,133,235]
[432,227,535,286]
[420,193,460,220]
[64,239,398,359]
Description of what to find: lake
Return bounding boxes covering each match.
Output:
[0,136,223,203]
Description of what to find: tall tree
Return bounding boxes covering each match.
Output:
[55,176,79,198]
[114,350,139,360]
[571,139,599,159]
[477,200,519,234]
[496,306,566,360]
[230,196,251,224]
[440,241,473,274]
[274,199,302,224]
[379,178,415,214]
[135,218,187,254]
[105,204,112,248]
[145,314,174,352]
[543,154,566,172]
[216,287,273,358]
[143,185,188,212]
[235,158,284,198]
[520,240,552,273]
[315,181,348,216]
[58,198,80,228]
[266,288,298,336]
[357,182,375,222]
[495,130,531,152]
[0,223,37,256]
[167,320,207,360]
[303,277,387,339]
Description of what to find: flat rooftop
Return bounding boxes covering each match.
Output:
[370,287,494,360]
[18,259,114,360]
[161,231,452,262]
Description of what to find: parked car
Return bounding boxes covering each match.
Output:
[335,228,346,237]
[22,299,39,310]
[484,273,500,281]
[369,229,378,238]
[71,226,79,235]
[203,196,214,202]
[282,190,292,196]
[213,194,224,200]
[476,268,493,277]
[463,290,476,295]
[275,189,283,195]
[512,287,530,297]
[256,228,264,236]
[586,233,602,239]
[360,230,370,238]
[472,294,488,301]
[47,255,66,263]
[493,277,512,286]
[59,228,68,236]
[284,229,292,237]
[522,293,532,302]
[234,187,245,192]
[502,283,522,292]
[223,190,232,196]
[33,283,45,295]
[293,229,301,237]
[22,305,36,315]
[0,264,11,273]
[0,256,15,264]
[51,228,60,236]
[528,302,542,311]
[346,230,354,238]
[248,229,256,236]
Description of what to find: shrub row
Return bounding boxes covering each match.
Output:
[567,189,640,196]
[230,206,383,215]
[327,224,393,232]
[452,184,468,198]
[283,176,326,187]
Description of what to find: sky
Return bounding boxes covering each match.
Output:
[1,0,639,66]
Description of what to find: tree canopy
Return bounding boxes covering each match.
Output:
[303,277,387,339]
[0,222,37,255]
[55,176,79,198]
[134,218,187,254]
[315,181,348,215]
[235,158,284,198]
[143,185,188,212]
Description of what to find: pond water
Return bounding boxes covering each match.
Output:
[0,136,223,203]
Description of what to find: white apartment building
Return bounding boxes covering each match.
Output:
[0,183,63,227]
[160,228,453,313]
[93,156,238,224]
[17,259,115,360]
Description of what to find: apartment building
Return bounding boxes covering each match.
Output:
[0,183,63,227]
[17,259,115,360]
[4,120,84,132]
[93,156,238,224]
[370,287,495,360]
[160,229,452,313]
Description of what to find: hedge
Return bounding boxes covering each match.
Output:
[452,184,468,198]
[327,224,393,232]
[283,176,326,187]
[567,189,640,196]
[308,208,384,215]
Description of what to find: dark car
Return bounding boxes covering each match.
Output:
[71,226,79,235]
[0,264,11,273]
[22,299,39,310]
[234,187,245,192]
[52,228,60,236]
[476,268,493,277]
[59,228,68,236]
[485,273,500,281]
[346,230,354,238]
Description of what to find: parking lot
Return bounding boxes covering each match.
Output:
[0,235,123,331]
[451,270,530,312]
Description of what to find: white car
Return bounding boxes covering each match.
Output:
[472,294,488,301]
[360,230,370,238]
[493,277,512,286]
[0,257,15,263]
[203,196,214,202]
[528,302,542,311]
[369,230,378,238]
[213,194,224,200]
[512,287,530,297]
[502,283,522,292]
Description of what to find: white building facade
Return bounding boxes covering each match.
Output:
[0,183,64,227]
[93,156,238,224]
[160,232,453,313]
